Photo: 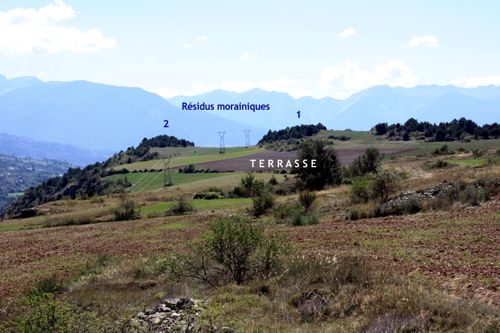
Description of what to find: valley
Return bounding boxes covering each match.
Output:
[0,127,498,332]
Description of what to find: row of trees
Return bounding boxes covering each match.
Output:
[258,123,327,145]
[374,118,500,141]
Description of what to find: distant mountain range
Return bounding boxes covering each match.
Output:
[0,75,264,151]
[0,133,110,166]
[169,85,500,130]
[0,74,499,154]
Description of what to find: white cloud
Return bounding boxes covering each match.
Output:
[336,27,357,39]
[0,0,116,55]
[240,51,259,61]
[317,60,418,98]
[197,36,209,45]
[178,38,193,49]
[178,36,209,48]
[451,75,500,88]
[401,35,439,48]
[152,78,313,99]
[153,60,418,100]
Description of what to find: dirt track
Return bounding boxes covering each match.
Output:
[194,148,414,171]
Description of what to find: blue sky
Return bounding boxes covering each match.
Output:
[0,0,499,99]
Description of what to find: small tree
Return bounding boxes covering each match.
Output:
[298,190,316,213]
[296,140,342,190]
[349,147,383,177]
[113,194,139,221]
[171,216,287,286]
[369,171,399,203]
[374,123,388,135]
[238,173,265,197]
[252,191,275,217]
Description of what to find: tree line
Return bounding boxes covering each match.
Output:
[258,123,327,145]
[373,117,500,141]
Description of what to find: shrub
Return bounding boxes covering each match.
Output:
[475,175,500,194]
[348,206,372,220]
[235,173,265,197]
[166,198,194,215]
[350,177,371,203]
[428,160,450,169]
[175,216,287,286]
[434,144,450,155]
[369,171,400,203]
[181,164,196,173]
[458,185,489,206]
[11,293,113,333]
[472,149,483,158]
[350,171,399,205]
[298,190,317,213]
[252,191,275,217]
[273,203,301,224]
[28,277,65,297]
[268,176,279,185]
[41,213,95,228]
[375,198,423,217]
[113,195,139,221]
[291,211,305,226]
[193,191,224,200]
[304,213,319,225]
[290,211,319,226]
[79,254,111,279]
[349,148,383,176]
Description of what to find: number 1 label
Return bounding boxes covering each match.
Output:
[297,110,301,118]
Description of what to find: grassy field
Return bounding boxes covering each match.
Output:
[117,146,263,171]
[106,171,284,194]
[106,171,232,192]
[1,138,499,332]
[141,198,252,216]
[447,155,500,167]
[318,130,500,156]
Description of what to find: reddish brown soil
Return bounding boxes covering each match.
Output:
[283,197,500,303]
[0,214,210,301]
[194,148,414,171]
[0,198,497,304]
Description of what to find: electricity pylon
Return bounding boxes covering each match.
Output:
[218,131,226,154]
[244,130,251,148]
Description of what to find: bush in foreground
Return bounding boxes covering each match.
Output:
[165,197,194,216]
[113,195,139,221]
[298,190,316,213]
[173,216,287,286]
[252,191,275,217]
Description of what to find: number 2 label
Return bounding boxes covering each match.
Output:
[164,120,170,128]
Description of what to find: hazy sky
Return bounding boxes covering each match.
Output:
[1,0,499,99]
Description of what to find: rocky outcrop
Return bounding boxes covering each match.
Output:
[131,297,205,332]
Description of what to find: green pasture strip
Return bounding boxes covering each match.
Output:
[106,172,231,192]
[141,198,252,216]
